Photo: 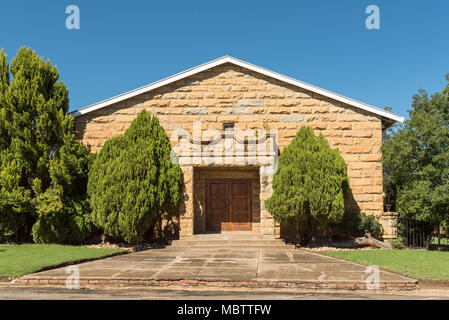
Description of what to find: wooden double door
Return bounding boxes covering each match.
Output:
[206,179,252,232]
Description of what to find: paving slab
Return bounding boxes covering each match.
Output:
[183,248,259,259]
[113,269,162,279]
[76,261,138,269]
[260,251,336,263]
[129,261,172,269]
[196,269,258,281]
[154,268,203,280]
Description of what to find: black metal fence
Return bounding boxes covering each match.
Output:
[397,216,435,248]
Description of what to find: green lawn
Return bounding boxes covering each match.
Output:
[0,244,123,277]
[324,249,449,280]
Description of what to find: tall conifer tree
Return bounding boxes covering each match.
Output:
[265,126,348,245]
[88,110,184,243]
[0,47,91,242]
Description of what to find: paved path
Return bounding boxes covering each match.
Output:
[21,242,416,290]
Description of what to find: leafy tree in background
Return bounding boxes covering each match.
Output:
[382,76,449,227]
[265,126,349,245]
[0,47,92,242]
[88,110,184,243]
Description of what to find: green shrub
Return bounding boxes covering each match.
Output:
[0,226,14,243]
[88,110,183,243]
[265,126,349,245]
[389,237,405,250]
[358,212,383,238]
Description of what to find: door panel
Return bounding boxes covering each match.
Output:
[206,178,251,232]
[210,183,226,196]
[206,180,228,232]
[228,179,251,231]
[231,182,247,196]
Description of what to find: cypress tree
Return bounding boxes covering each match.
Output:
[265,126,349,245]
[88,110,184,243]
[32,134,94,243]
[0,49,9,151]
[0,47,92,242]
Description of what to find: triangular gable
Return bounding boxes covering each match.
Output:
[70,56,404,124]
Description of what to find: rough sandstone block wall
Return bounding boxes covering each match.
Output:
[75,63,384,238]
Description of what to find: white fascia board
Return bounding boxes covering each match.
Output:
[70,56,404,123]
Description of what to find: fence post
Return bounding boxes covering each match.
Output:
[381,212,398,241]
[438,223,441,246]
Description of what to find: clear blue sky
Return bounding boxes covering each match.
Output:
[1,0,448,119]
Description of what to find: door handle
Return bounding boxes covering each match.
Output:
[226,200,229,206]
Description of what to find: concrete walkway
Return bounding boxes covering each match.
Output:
[20,233,417,290]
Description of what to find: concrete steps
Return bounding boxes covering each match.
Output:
[169,232,295,249]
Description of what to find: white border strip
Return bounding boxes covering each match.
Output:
[70,56,404,123]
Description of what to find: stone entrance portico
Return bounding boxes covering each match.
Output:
[176,131,279,239]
